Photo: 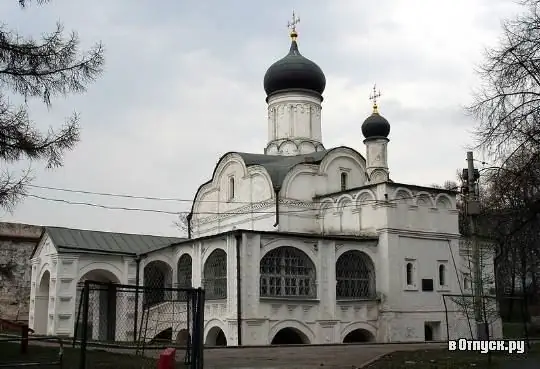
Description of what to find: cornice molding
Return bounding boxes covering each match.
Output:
[379,228,461,239]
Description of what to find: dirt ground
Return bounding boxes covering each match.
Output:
[200,343,446,368]
[0,339,448,369]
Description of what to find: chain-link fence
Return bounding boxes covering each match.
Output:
[74,280,204,369]
[443,293,533,346]
[0,336,64,368]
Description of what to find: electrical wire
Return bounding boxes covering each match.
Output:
[27,184,191,202]
[26,194,181,215]
[27,183,460,205]
[26,189,459,216]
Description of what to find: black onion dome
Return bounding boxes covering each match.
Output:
[263,38,326,97]
[362,106,391,139]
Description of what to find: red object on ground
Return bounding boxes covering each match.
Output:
[157,348,176,369]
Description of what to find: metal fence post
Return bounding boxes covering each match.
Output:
[443,295,450,341]
[196,288,205,369]
[73,287,84,348]
[79,280,90,369]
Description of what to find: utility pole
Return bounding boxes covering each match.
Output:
[463,151,486,339]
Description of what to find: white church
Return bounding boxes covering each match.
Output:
[27,20,501,346]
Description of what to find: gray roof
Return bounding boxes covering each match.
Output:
[42,226,185,256]
[237,150,328,190]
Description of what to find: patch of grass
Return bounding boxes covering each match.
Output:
[0,341,188,369]
[502,322,540,339]
[365,345,540,369]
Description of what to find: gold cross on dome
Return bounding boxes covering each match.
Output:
[287,11,300,33]
[369,84,381,113]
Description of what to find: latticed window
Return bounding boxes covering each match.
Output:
[177,254,192,288]
[203,249,227,299]
[336,250,376,299]
[260,246,316,298]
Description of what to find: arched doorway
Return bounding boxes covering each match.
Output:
[205,326,227,346]
[152,327,172,343]
[271,327,310,345]
[176,329,191,346]
[34,271,50,335]
[343,329,375,343]
[144,260,173,307]
[76,269,120,341]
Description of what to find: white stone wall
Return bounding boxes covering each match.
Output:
[316,182,501,341]
[234,233,381,345]
[29,235,131,338]
[191,153,276,238]
[192,147,369,238]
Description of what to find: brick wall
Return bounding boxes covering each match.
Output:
[0,222,42,322]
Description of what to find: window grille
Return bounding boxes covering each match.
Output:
[336,250,376,299]
[177,254,192,288]
[260,246,316,298]
[203,249,227,299]
[143,261,172,306]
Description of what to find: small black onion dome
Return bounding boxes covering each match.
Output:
[263,32,326,97]
[362,104,391,139]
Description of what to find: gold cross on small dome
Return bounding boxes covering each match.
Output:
[369,84,382,113]
[287,11,300,40]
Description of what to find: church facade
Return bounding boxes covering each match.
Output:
[27,22,502,345]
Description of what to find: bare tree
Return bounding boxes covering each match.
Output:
[173,212,190,237]
[468,0,540,161]
[467,1,540,313]
[449,237,500,340]
[0,0,104,211]
[480,153,540,322]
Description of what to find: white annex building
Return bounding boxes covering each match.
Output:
[28,21,502,346]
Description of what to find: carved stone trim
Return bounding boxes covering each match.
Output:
[196,201,274,225]
[278,198,316,209]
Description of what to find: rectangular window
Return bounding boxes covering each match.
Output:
[422,278,434,291]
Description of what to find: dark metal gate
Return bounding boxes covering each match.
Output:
[74,280,204,369]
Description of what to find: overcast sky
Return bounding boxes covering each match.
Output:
[0,0,524,236]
